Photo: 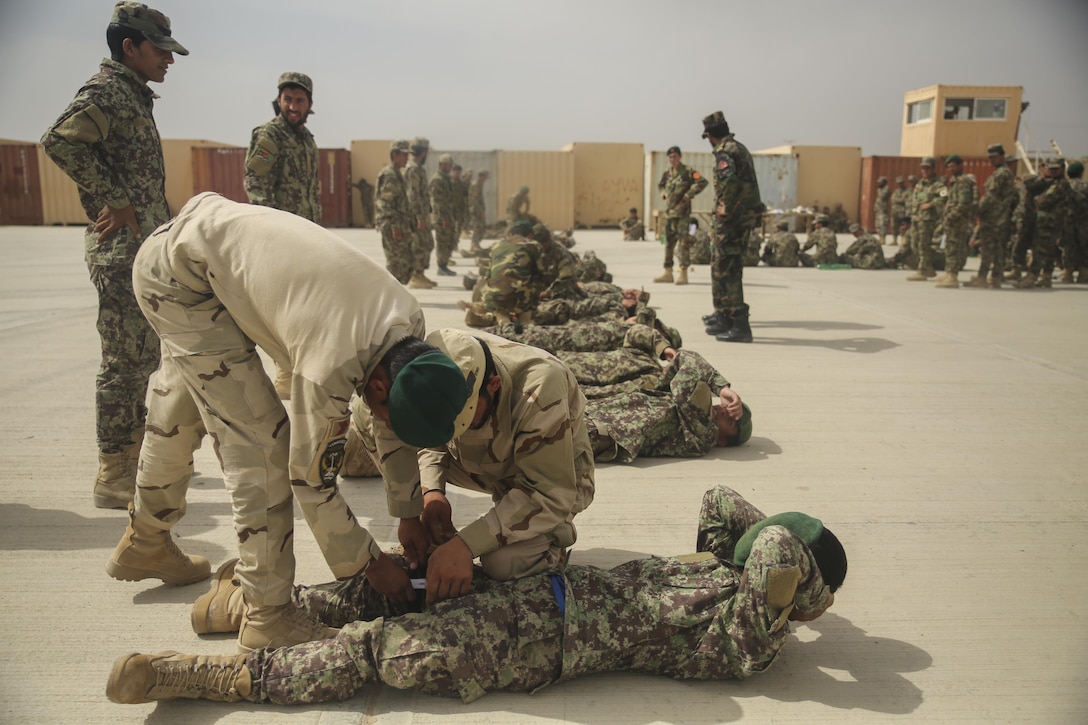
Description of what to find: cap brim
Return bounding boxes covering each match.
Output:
[149,35,188,55]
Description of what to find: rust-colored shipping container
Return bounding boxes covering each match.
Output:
[859,156,1019,232]
[163,139,239,215]
[319,148,351,227]
[191,147,248,203]
[0,143,44,225]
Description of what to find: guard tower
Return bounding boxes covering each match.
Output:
[901,84,1024,158]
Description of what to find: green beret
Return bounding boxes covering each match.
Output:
[1068,161,1084,176]
[945,154,962,165]
[387,351,471,448]
[725,403,753,447]
[732,512,823,566]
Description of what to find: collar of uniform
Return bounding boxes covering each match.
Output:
[100,58,159,100]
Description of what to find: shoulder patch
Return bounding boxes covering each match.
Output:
[692,171,702,180]
[939,189,948,197]
[717,159,730,171]
[307,417,352,486]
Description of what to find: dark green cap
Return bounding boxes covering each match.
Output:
[945,154,962,165]
[732,512,823,566]
[387,350,471,448]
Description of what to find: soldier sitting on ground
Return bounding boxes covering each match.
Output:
[799,215,839,267]
[620,207,646,240]
[761,220,801,267]
[839,223,887,269]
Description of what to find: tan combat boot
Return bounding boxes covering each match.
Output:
[1060,268,1076,283]
[935,271,960,289]
[107,505,211,585]
[93,450,135,510]
[192,559,245,634]
[418,271,438,288]
[989,274,1003,289]
[674,267,689,285]
[238,601,340,652]
[653,267,674,283]
[964,275,988,288]
[1007,266,1022,281]
[107,651,250,704]
[464,303,495,328]
[407,272,431,289]
[905,271,929,281]
[1015,272,1037,289]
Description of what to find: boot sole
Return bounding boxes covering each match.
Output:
[107,559,211,586]
[93,493,132,510]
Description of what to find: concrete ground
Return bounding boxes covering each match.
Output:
[1,223,1086,724]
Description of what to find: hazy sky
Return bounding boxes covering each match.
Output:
[2,0,1086,157]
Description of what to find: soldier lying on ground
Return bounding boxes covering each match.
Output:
[107,484,846,706]
[483,306,683,354]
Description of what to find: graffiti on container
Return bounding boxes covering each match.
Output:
[577,177,641,222]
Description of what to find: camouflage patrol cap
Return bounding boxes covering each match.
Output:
[532,223,552,243]
[945,154,962,165]
[390,139,411,154]
[848,222,862,233]
[987,143,1006,156]
[110,2,188,55]
[438,153,454,165]
[907,174,917,182]
[895,176,905,183]
[666,146,682,156]
[920,156,936,167]
[1046,157,1066,170]
[701,110,728,138]
[277,72,313,95]
[452,163,462,171]
[411,137,430,152]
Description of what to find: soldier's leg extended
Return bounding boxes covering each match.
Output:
[89,263,160,508]
[711,223,752,343]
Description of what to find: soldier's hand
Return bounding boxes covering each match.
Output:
[398,517,431,571]
[421,490,457,546]
[94,204,140,242]
[720,387,743,420]
[364,552,416,602]
[425,536,474,605]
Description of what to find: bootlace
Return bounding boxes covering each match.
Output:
[284,603,336,638]
[157,657,242,696]
[163,533,192,564]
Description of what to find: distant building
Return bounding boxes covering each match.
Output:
[901,84,1024,158]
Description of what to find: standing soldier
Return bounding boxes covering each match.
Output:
[374,140,415,284]
[873,176,891,243]
[1017,159,1074,289]
[405,137,437,289]
[966,144,1017,288]
[450,164,468,244]
[430,153,458,277]
[700,111,762,343]
[41,1,188,509]
[906,157,945,281]
[468,170,490,254]
[507,186,532,227]
[1060,161,1087,283]
[244,73,321,223]
[655,146,708,285]
[891,176,911,245]
[934,155,978,288]
[352,177,374,228]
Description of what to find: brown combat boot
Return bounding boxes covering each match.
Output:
[107,651,251,704]
[935,272,960,289]
[464,303,495,327]
[238,601,340,652]
[107,505,211,585]
[1060,268,1076,283]
[905,271,929,281]
[653,267,674,283]
[93,450,134,510]
[989,274,1003,289]
[407,272,435,289]
[964,275,988,288]
[674,267,689,285]
[192,559,245,634]
[1015,272,1037,289]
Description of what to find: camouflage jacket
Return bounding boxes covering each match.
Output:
[469,179,487,220]
[485,316,682,356]
[802,228,839,264]
[405,159,431,229]
[1034,176,1073,230]
[585,348,729,462]
[556,322,673,394]
[711,135,762,228]
[539,242,584,301]
[506,191,530,219]
[941,173,978,227]
[481,234,547,315]
[762,231,800,267]
[842,234,885,269]
[452,177,469,220]
[891,188,911,218]
[244,115,321,222]
[911,176,945,224]
[375,164,413,231]
[429,170,455,226]
[977,163,1016,228]
[874,186,891,214]
[658,162,708,218]
[41,59,169,266]
[1070,178,1088,223]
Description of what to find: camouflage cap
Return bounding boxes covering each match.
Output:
[519,186,529,194]
[1046,157,1066,170]
[452,163,462,171]
[849,222,862,233]
[878,176,888,183]
[438,153,454,164]
[277,72,313,95]
[110,2,188,55]
[532,223,552,243]
[701,110,728,138]
[390,139,411,153]
[907,174,917,182]
[895,176,905,183]
[411,137,430,152]
[945,154,962,165]
[986,143,1006,156]
[920,156,936,167]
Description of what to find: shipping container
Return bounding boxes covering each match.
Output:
[191,147,248,203]
[497,150,575,230]
[561,142,644,228]
[901,85,1023,159]
[0,143,44,225]
[431,149,500,227]
[162,139,239,215]
[349,140,391,228]
[319,148,351,227]
[36,146,86,226]
[755,145,861,224]
[859,155,1020,232]
[644,150,799,234]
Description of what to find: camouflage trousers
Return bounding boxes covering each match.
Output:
[1029,225,1062,277]
[662,216,690,269]
[711,221,750,316]
[131,239,361,607]
[244,484,818,704]
[874,209,888,240]
[380,224,412,284]
[1010,218,1035,269]
[1061,220,1086,271]
[943,218,971,274]
[912,218,937,273]
[974,220,1009,279]
[88,263,159,452]
[433,220,458,267]
[484,319,634,354]
[470,216,486,247]
[411,227,434,272]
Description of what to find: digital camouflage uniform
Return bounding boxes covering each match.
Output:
[839,233,886,270]
[710,134,762,318]
[1029,174,1074,281]
[761,230,801,267]
[576,250,611,283]
[940,172,978,275]
[620,215,645,240]
[971,162,1016,283]
[891,183,911,243]
[356,331,595,581]
[480,234,547,321]
[554,323,674,398]
[744,226,763,267]
[452,174,469,241]
[41,58,165,455]
[587,349,735,462]
[468,177,488,248]
[375,163,414,283]
[910,175,946,275]
[484,315,683,356]
[405,157,434,275]
[1010,178,1040,271]
[506,189,531,226]
[800,227,839,267]
[689,226,713,265]
[429,167,457,268]
[658,163,708,269]
[130,193,425,607]
[244,115,321,223]
[1064,177,1088,279]
[240,485,831,704]
[873,184,891,240]
[539,237,584,302]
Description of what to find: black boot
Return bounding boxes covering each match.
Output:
[701,312,718,324]
[716,311,752,343]
[704,312,733,336]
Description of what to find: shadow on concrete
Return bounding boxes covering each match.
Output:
[755,320,884,331]
[753,336,899,354]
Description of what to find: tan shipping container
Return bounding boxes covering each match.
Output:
[0,143,43,225]
[755,145,861,224]
[561,142,644,228]
[162,139,239,215]
[35,146,86,226]
[349,140,392,228]
[497,150,575,230]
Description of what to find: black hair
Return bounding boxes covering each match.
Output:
[706,123,730,139]
[808,527,847,593]
[379,336,438,383]
[629,207,638,213]
[106,23,147,62]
